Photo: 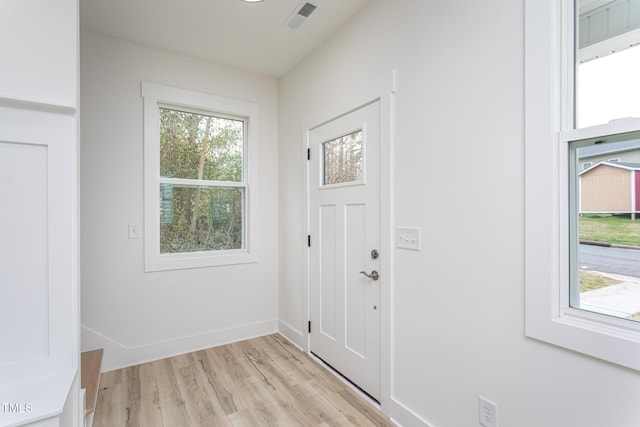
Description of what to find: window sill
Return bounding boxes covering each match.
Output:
[145,249,258,272]
[527,310,640,370]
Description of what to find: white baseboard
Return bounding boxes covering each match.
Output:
[277,319,306,351]
[81,319,278,372]
[388,397,434,427]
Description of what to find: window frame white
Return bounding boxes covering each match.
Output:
[142,82,259,272]
[525,0,640,370]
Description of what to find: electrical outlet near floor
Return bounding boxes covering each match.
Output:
[479,396,498,427]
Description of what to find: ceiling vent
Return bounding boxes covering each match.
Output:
[285,1,318,29]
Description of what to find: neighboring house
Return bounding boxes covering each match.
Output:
[579,140,640,170]
[580,161,640,219]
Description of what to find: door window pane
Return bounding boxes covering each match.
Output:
[322,130,363,185]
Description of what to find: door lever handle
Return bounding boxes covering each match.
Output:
[359,270,379,281]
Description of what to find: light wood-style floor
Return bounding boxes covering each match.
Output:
[93,334,394,426]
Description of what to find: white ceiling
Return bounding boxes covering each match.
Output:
[80,0,370,78]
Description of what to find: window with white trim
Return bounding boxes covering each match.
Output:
[525,0,640,370]
[142,82,259,271]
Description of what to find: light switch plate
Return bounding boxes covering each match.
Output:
[128,224,140,239]
[396,227,421,251]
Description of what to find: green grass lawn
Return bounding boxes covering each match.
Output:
[579,214,640,246]
[579,269,622,292]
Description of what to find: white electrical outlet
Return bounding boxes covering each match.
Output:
[479,396,498,427]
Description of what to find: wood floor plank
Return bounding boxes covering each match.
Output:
[191,350,239,416]
[337,389,392,427]
[290,381,349,426]
[93,380,123,427]
[295,380,379,427]
[137,362,165,427]
[93,334,394,427]
[123,365,141,427]
[172,355,231,426]
[155,357,195,426]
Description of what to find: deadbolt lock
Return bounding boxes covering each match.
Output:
[371,249,379,260]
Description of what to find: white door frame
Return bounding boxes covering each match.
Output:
[301,70,395,414]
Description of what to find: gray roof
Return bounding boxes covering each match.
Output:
[615,162,640,169]
[579,139,640,158]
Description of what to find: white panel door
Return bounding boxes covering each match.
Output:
[309,101,381,401]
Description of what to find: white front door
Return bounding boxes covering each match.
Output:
[308,100,381,401]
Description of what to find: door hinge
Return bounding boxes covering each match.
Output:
[308,320,311,333]
[307,148,310,160]
[308,235,311,247]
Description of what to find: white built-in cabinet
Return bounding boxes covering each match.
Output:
[0,1,81,426]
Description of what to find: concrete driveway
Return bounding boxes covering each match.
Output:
[580,273,640,319]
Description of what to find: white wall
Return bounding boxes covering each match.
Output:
[0,0,77,106]
[80,31,279,371]
[278,1,640,426]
